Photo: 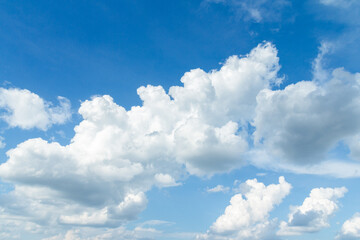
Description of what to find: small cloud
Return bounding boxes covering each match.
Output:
[0,136,5,149]
[256,172,267,177]
[0,88,71,131]
[206,185,230,193]
[312,41,334,83]
[139,220,174,227]
[56,130,66,138]
[155,173,182,188]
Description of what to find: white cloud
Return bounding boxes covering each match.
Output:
[155,173,181,188]
[207,185,230,193]
[336,213,360,239]
[197,176,291,240]
[1,41,360,238]
[278,187,347,236]
[249,41,360,174]
[0,88,71,130]
[0,42,281,237]
[253,67,360,165]
[312,41,333,83]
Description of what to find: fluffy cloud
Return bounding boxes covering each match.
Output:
[0,88,71,130]
[0,42,281,237]
[197,176,291,240]
[1,40,359,238]
[336,213,360,239]
[253,67,360,164]
[250,40,360,170]
[278,187,347,235]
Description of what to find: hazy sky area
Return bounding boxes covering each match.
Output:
[0,0,360,239]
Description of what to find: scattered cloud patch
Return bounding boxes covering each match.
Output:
[312,41,333,82]
[206,0,290,22]
[139,219,174,227]
[319,0,357,8]
[256,172,267,177]
[42,225,198,240]
[0,136,5,149]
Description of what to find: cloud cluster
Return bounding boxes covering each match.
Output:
[278,187,347,235]
[0,42,281,238]
[197,177,291,240]
[1,41,360,238]
[0,88,71,130]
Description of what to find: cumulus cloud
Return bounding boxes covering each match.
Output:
[1,40,360,238]
[206,0,290,22]
[253,66,360,164]
[336,213,360,239]
[248,40,360,173]
[0,88,71,130]
[0,42,281,237]
[197,176,291,240]
[278,187,347,235]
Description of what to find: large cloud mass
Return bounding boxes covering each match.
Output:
[253,68,360,164]
[0,42,281,238]
[0,41,360,238]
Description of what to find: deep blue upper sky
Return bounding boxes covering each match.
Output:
[1,0,353,108]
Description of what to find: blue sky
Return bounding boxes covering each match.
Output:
[0,0,360,239]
